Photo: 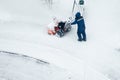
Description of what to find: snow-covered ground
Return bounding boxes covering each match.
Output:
[0,0,120,80]
[0,51,78,80]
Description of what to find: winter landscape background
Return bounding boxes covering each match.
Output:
[0,0,120,80]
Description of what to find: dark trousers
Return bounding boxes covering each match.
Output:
[77,30,86,40]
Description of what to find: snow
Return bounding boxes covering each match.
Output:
[0,0,120,80]
[0,51,77,80]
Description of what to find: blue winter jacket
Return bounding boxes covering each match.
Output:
[71,12,85,32]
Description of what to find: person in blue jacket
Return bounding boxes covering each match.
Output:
[71,12,86,41]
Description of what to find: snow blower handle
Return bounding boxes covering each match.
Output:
[67,17,74,24]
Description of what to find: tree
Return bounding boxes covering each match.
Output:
[45,0,53,8]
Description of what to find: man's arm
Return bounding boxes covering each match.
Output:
[71,19,77,25]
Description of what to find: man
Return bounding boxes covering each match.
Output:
[71,12,86,41]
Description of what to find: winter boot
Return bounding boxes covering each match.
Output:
[78,39,82,41]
